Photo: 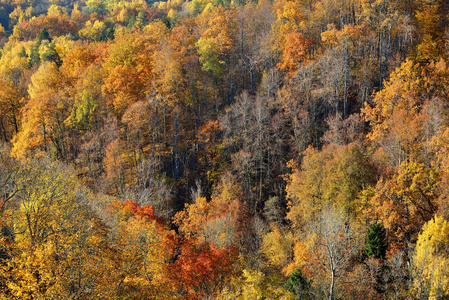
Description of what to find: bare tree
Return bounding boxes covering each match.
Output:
[383,251,410,300]
[122,175,175,222]
[306,205,362,300]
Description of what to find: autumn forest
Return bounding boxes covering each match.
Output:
[0,0,449,298]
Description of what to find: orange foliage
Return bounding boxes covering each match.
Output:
[278,31,313,76]
[119,199,166,226]
[16,15,77,40]
[59,45,98,81]
[174,195,246,248]
[364,160,438,252]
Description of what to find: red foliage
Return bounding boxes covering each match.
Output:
[114,200,166,226]
[167,239,238,299]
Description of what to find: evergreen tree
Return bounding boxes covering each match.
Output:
[363,223,387,259]
[37,27,50,44]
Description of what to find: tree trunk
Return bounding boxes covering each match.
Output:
[329,268,335,300]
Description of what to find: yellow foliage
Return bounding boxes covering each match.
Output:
[12,62,64,158]
[286,143,372,229]
[79,20,107,41]
[118,213,172,287]
[217,268,291,299]
[430,126,449,172]
[413,216,449,299]
[197,6,237,55]
[284,240,310,276]
[27,61,60,99]
[52,35,76,60]
[362,59,449,167]
[261,224,293,269]
[0,41,30,81]
[47,4,67,16]
[167,8,176,19]
[174,194,244,248]
[0,160,119,299]
[365,160,438,250]
[0,23,5,37]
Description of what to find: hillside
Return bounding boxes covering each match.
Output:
[1,0,449,298]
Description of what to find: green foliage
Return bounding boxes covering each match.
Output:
[37,27,50,44]
[363,223,387,260]
[284,269,312,299]
[105,26,115,40]
[28,43,40,68]
[85,0,106,14]
[65,90,97,131]
[18,46,27,58]
[192,1,201,16]
[41,42,61,66]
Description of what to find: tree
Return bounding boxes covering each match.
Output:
[14,15,77,41]
[415,0,447,63]
[0,41,29,85]
[168,239,239,299]
[47,4,68,17]
[220,92,281,212]
[170,174,245,297]
[217,268,292,299]
[40,42,62,66]
[284,269,312,299]
[197,37,224,78]
[12,61,69,159]
[196,5,237,83]
[366,160,439,250]
[305,205,362,300]
[70,3,89,29]
[430,125,449,219]
[102,26,161,116]
[65,90,97,131]
[0,78,23,141]
[0,23,6,38]
[59,45,98,83]
[110,200,175,298]
[363,223,387,260]
[236,0,275,91]
[278,31,313,76]
[286,143,373,229]
[320,24,367,117]
[363,59,449,168]
[86,0,106,14]
[78,20,107,41]
[173,177,246,249]
[261,224,294,271]
[413,216,449,299]
[103,139,125,195]
[37,27,50,44]
[0,159,120,299]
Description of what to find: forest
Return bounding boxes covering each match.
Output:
[0,0,449,298]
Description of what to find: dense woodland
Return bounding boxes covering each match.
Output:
[1,0,449,298]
